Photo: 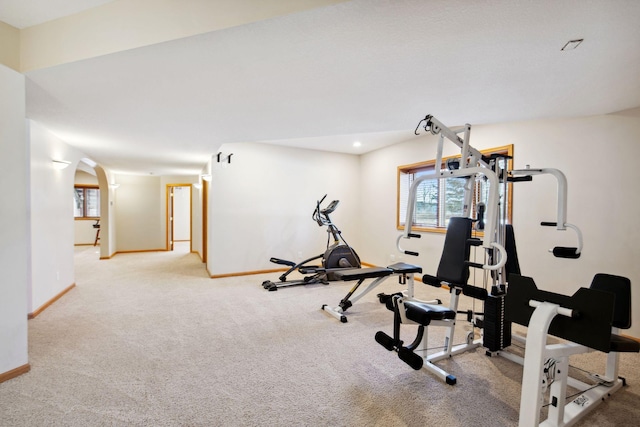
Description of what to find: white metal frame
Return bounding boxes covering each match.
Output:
[518,300,625,427]
[322,269,427,323]
[400,115,507,271]
[395,289,480,384]
[510,167,583,255]
[392,115,505,383]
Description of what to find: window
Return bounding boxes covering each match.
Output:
[74,186,100,218]
[397,145,513,233]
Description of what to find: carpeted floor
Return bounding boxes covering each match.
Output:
[0,244,638,426]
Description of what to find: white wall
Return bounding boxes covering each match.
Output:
[359,109,640,338]
[207,142,360,276]
[75,220,99,246]
[113,174,198,252]
[29,122,90,313]
[114,174,165,251]
[0,20,19,71]
[191,180,204,259]
[0,64,29,376]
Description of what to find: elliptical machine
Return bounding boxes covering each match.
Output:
[262,195,361,291]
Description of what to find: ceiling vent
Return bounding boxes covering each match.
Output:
[561,39,584,51]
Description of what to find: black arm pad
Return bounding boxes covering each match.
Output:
[463,285,488,300]
[552,247,581,259]
[422,274,442,287]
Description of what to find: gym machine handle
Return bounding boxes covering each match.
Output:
[475,202,485,231]
[484,242,508,271]
[507,176,533,182]
[552,247,581,259]
[396,234,420,257]
[269,257,296,267]
[465,261,484,269]
[529,300,578,319]
[540,222,583,258]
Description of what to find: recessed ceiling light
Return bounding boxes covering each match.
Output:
[561,38,583,51]
[353,141,362,147]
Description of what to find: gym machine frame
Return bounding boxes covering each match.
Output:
[376,115,508,385]
[378,114,636,426]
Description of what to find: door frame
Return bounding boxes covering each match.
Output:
[165,183,193,251]
[202,179,208,264]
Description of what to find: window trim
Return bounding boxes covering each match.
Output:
[397,144,514,234]
[74,184,100,220]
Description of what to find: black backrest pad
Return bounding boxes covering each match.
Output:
[504,224,521,276]
[437,217,472,285]
[505,274,615,353]
[590,273,632,329]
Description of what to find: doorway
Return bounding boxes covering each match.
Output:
[166,184,192,252]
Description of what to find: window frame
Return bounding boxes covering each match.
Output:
[397,144,514,234]
[74,185,101,220]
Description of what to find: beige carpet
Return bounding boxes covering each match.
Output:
[0,244,638,426]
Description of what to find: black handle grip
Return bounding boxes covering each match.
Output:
[465,261,484,269]
[407,233,421,239]
[476,202,485,231]
[405,251,419,257]
[422,274,441,287]
[467,238,483,247]
[541,222,557,227]
[269,257,296,267]
[552,247,581,259]
[508,176,533,182]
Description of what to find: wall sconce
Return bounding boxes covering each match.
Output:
[52,159,71,170]
[201,174,212,181]
[109,183,120,189]
[216,152,233,163]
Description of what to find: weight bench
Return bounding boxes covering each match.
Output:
[375,217,487,385]
[505,273,639,427]
[321,262,423,323]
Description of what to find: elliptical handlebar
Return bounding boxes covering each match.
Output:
[313,195,327,226]
[312,194,339,227]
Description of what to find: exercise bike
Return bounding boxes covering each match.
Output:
[262,195,361,291]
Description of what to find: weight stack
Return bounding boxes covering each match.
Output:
[483,294,511,352]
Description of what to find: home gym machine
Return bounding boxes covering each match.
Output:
[373,114,637,425]
[375,114,510,385]
[321,115,507,325]
[261,195,361,291]
[506,273,639,427]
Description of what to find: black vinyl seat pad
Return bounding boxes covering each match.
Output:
[387,262,423,274]
[403,300,456,325]
[332,262,423,281]
[332,267,393,281]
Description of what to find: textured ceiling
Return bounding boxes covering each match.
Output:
[14,0,640,174]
